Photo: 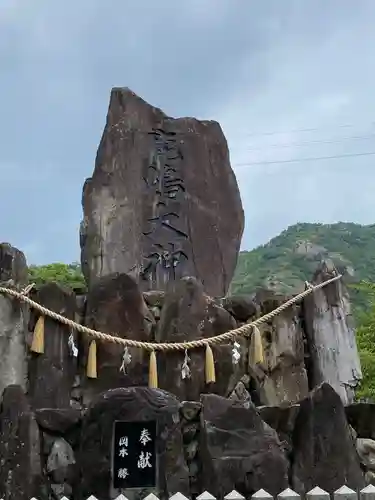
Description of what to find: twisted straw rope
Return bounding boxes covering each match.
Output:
[0,274,341,352]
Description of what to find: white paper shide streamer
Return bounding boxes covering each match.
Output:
[120,346,132,374]
[68,332,78,358]
[181,349,191,380]
[232,341,241,365]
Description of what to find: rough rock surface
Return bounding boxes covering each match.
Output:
[303,260,362,405]
[0,243,29,398]
[229,378,254,408]
[82,273,155,405]
[291,383,364,494]
[346,403,375,439]
[0,242,28,284]
[221,294,260,322]
[80,87,244,297]
[0,385,44,500]
[356,438,375,472]
[199,393,289,497]
[155,277,244,401]
[258,404,300,457]
[252,290,309,406]
[28,282,77,409]
[35,408,82,434]
[143,290,165,307]
[76,387,189,500]
[47,437,76,484]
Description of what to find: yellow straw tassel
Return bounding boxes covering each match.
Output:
[250,325,264,365]
[31,315,45,354]
[205,344,216,383]
[148,350,158,388]
[87,340,97,379]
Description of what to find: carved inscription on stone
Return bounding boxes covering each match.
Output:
[140,128,190,288]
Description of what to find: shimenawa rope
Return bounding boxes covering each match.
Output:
[0,273,342,385]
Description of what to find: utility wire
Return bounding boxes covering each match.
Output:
[233,150,375,167]
[241,133,375,151]
[233,121,375,138]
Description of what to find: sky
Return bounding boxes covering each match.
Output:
[1,0,375,265]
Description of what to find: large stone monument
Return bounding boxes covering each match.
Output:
[80,88,244,297]
[0,88,367,500]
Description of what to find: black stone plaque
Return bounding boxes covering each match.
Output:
[112,420,157,489]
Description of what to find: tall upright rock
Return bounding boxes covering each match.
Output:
[0,385,44,500]
[0,243,29,398]
[28,283,77,410]
[80,88,244,297]
[303,260,362,405]
[252,290,309,406]
[291,383,364,494]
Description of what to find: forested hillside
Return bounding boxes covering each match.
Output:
[231,221,375,312]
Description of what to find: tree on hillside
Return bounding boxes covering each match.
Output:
[352,281,375,400]
[28,262,87,291]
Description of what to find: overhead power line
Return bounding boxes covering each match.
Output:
[242,133,375,151]
[233,150,375,167]
[234,121,375,138]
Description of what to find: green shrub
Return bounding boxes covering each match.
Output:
[28,262,87,292]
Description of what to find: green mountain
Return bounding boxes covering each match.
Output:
[230,222,375,312]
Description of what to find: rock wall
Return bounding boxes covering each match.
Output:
[80,88,244,297]
[0,243,362,411]
[0,242,365,499]
[0,382,372,500]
